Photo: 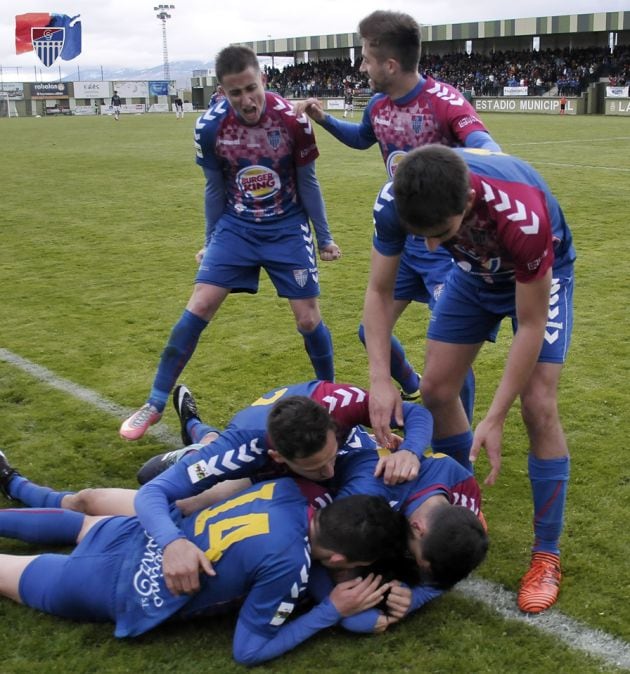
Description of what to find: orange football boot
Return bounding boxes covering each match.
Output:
[517,551,561,613]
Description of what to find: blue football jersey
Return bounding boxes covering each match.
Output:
[373,149,575,286]
[115,478,318,637]
[194,92,318,227]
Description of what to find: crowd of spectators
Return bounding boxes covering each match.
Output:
[263,46,630,98]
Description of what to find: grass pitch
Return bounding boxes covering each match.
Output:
[0,111,629,672]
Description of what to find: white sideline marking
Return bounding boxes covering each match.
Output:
[532,161,630,173]
[2,347,630,669]
[510,136,630,147]
[0,348,181,447]
[507,137,630,173]
[457,578,630,670]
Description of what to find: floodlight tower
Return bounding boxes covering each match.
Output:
[154,4,175,81]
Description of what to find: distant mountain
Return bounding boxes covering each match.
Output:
[62,60,214,90]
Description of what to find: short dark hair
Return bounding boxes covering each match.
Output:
[393,145,470,234]
[420,503,489,589]
[267,396,336,460]
[317,495,411,564]
[215,45,260,83]
[358,11,421,72]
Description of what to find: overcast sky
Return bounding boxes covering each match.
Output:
[0,0,626,74]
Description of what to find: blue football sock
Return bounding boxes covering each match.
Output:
[8,475,72,508]
[0,508,85,544]
[460,368,476,424]
[390,334,421,394]
[358,323,419,394]
[188,420,221,444]
[300,321,334,381]
[149,309,209,411]
[432,430,474,472]
[529,454,570,555]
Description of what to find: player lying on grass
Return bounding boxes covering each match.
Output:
[1,380,433,519]
[0,443,487,634]
[0,382,488,632]
[0,477,406,666]
[138,379,433,486]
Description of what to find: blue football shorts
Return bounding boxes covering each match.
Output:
[428,265,574,363]
[19,517,130,623]
[394,236,454,309]
[196,218,320,300]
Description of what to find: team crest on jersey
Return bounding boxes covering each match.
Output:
[482,257,503,273]
[386,150,407,178]
[293,269,309,287]
[236,165,280,200]
[267,129,281,149]
[411,114,424,134]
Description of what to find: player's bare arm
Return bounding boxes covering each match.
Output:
[363,247,404,445]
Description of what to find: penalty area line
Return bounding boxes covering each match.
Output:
[2,347,630,669]
[0,348,181,447]
[458,576,630,669]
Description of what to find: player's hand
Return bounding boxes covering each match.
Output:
[319,242,342,261]
[384,582,412,620]
[330,573,390,617]
[195,247,206,264]
[470,416,505,485]
[162,538,216,595]
[293,97,326,122]
[369,380,404,447]
[373,613,397,633]
[374,449,420,485]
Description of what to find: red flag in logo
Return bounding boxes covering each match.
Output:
[15,13,51,53]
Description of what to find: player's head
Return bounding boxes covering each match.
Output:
[113,90,117,94]
[408,502,488,589]
[310,494,411,569]
[393,145,476,251]
[267,396,338,481]
[358,11,421,92]
[215,45,265,125]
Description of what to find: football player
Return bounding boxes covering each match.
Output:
[364,144,575,613]
[120,45,341,442]
[0,480,405,665]
[296,10,501,419]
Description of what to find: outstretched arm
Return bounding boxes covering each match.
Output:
[295,98,376,149]
[363,246,404,446]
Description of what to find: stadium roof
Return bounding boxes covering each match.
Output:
[240,10,630,56]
